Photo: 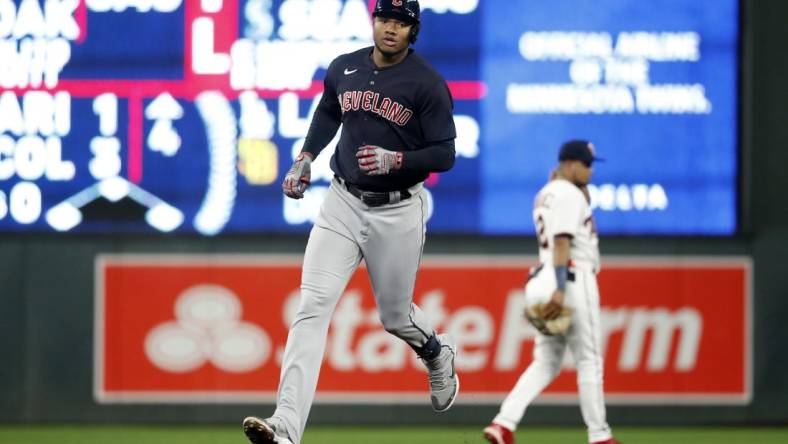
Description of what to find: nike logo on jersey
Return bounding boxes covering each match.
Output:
[344,68,358,75]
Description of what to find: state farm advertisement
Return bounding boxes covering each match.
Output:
[94,255,751,405]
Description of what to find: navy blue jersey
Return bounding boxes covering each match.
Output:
[303,47,456,192]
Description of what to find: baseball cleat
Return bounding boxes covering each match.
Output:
[423,333,459,412]
[483,423,515,444]
[591,439,621,444]
[242,416,293,444]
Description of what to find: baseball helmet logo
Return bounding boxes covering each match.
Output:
[374,0,420,23]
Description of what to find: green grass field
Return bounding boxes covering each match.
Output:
[1,426,788,444]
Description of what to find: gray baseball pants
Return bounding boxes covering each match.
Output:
[273,178,435,444]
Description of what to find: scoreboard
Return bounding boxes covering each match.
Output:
[0,0,739,235]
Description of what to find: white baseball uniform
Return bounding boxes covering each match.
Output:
[492,178,613,443]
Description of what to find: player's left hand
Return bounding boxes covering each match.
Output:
[356,145,403,175]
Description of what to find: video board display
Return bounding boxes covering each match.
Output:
[0,0,739,235]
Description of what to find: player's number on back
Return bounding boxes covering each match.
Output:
[536,215,549,249]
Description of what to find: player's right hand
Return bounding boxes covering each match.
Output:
[282,152,313,199]
[541,290,565,320]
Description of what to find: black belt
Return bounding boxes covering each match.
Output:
[529,264,576,282]
[336,176,412,207]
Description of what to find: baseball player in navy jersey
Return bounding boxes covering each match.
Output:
[242,1,458,443]
[483,141,620,444]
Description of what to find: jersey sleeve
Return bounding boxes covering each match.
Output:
[322,58,340,103]
[317,61,342,119]
[550,187,586,238]
[418,80,457,143]
[301,58,343,157]
[401,139,455,172]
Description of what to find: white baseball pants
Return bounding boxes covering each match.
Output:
[493,265,613,443]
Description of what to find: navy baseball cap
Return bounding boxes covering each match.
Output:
[373,0,421,24]
[558,140,604,165]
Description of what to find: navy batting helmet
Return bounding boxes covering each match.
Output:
[373,0,420,24]
[373,0,421,42]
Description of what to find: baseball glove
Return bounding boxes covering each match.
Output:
[525,304,573,336]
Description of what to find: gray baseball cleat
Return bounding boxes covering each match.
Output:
[242,416,293,444]
[423,333,460,412]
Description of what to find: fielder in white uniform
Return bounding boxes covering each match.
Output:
[483,140,620,444]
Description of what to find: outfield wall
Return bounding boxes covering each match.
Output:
[2,0,788,426]
[92,255,751,405]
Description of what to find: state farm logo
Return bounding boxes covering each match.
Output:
[96,256,750,405]
[144,284,271,373]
